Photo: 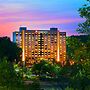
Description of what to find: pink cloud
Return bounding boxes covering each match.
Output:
[30,18,84,25]
[0,17,84,39]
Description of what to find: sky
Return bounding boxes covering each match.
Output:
[0,0,87,39]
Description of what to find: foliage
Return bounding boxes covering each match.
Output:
[14,64,32,80]
[65,87,74,90]
[0,37,21,63]
[77,0,90,34]
[0,81,41,90]
[66,35,90,90]
[0,58,41,90]
[31,60,62,78]
[59,61,90,90]
[66,35,90,62]
[0,57,22,87]
[66,37,81,61]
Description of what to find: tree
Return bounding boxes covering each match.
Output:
[65,1,90,89]
[67,35,90,63]
[77,0,90,34]
[32,60,50,76]
[0,37,21,63]
[31,60,61,77]
[0,57,22,87]
[66,36,81,63]
[66,35,90,89]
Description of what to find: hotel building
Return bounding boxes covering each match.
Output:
[13,27,66,66]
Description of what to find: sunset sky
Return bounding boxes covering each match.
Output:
[0,0,86,39]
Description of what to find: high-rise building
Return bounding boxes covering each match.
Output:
[13,27,66,66]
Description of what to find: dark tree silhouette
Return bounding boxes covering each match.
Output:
[77,0,90,34]
[0,37,21,63]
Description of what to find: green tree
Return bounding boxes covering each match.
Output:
[66,35,90,89]
[32,60,50,76]
[31,60,61,77]
[67,35,90,63]
[0,37,21,63]
[0,57,22,87]
[65,0,90,89]
[77,0,90,34]
[67,37,82,63]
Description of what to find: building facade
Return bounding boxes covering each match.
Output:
[13,27,66,66]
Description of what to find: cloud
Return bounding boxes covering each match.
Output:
[0,0,86,38]
[0,15,84,25]
[0,3,25,13]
